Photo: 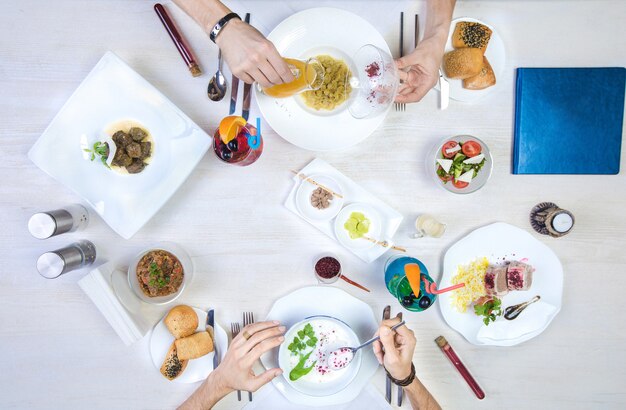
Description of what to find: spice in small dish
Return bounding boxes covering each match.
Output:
[310,187,333,210]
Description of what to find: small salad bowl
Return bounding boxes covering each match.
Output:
[428,135,493,194]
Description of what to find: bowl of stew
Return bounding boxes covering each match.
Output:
[128,242,193,305]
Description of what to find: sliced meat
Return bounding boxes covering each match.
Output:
[506,261,534,291]
[485,265,508,297]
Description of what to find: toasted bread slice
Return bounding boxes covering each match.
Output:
[161,342,188,381]
[463,56,496,90]
[443,48,483,79]
[452,22,492,53]
[175,332,214,361]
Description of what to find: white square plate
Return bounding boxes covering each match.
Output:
[28,52,211,239]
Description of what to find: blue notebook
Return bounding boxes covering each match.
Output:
[513,67,625,174]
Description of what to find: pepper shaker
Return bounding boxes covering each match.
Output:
[530,202,575,237]
[36,240,97,279]
[28,204,89,239]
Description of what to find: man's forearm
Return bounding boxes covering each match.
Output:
[172,0,231,33]
[405,377,442,410]
[420,0,456,58]
[178,370,233,410]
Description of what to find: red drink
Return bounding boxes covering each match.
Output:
[213,123,263,166]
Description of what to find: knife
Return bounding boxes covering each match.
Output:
[382,305,391,404]
[241,13,252,121]
[396,312,404,406]
[206,309,219,370]
[439,69,449,110]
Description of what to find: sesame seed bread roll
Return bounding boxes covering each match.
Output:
[452,22,492,53]
[443,48,484,79]
[160,342,188,381]
[165,305,198,339]
[175,332,214,361]
[463,56,496,90]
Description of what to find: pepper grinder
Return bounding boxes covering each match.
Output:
[37,240,97,279]
[28,204,89,239]
[530,202,575,237]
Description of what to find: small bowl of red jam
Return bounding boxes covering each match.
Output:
[314,254,342,284]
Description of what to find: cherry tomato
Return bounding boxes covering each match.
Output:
[461,140,482,157]
[453,179,469,189]
[437,166,452,182]
[441,141,460,158]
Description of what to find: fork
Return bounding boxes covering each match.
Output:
[243,312,255,401]
[394,12,405,112]
[231,323,242,401]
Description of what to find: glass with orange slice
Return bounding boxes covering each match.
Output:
[384,255,437,312]
[213,116,263,166]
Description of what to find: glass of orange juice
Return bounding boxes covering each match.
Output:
[259,58,325,98]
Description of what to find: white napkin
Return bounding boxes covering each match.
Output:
[243,383,392,410]
[476,301,558,343]
[284,158,403,263]
[78,262,162,346]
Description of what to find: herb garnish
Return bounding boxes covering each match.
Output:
[83,141,110,169]
[287,323,318,381]
[148,262,169,289]
[474,297,502,326]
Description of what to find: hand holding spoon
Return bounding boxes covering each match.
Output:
[327,321,406,370]
[207,49,227,101]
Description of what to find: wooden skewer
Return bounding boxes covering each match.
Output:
[361,236,406,252]
[340,274,370,292]
[290,170,344,199]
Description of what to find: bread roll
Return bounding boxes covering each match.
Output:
[160,342,188,380]
[463,57,496,90]
[452,22,492,53]
[443,48,483,79]
[175,332,214,361]
[165,305,198,339]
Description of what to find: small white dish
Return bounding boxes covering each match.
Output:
[295,174,344,222]
[128,242,193,305]
[333,203,382,250]
[260,286,379,406]
[256,8,393,151]
[438,17,506,102]
[149,307,227,384]
[438,223,564,346]
[28,52,211,239]
[278,316,361,397]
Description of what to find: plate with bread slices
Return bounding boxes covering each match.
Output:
[440,17,506,102]
[150,305,227,383]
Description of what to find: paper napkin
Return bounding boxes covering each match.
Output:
[284,158,403,263]
[243,383,392,410]
[476,301,558,343]
[78,262,163,346]
[513,67,625,174]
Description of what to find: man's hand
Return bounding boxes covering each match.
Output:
[372,317,416,380]
[394,39,442,104]
[217,20,294,87]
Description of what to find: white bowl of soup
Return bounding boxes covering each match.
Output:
[278,316,361,397]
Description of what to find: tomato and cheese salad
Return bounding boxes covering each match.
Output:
[436,139,487,189]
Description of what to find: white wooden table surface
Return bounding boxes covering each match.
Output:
[1,1,625,409]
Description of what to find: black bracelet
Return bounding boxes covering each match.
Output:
[209,12,241,43]
[385,363,416,387]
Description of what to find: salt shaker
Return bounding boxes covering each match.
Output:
[28,204,89,239]
[530,202,575,237]
[36,240,96,279]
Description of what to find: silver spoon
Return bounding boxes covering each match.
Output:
[504,295,541,320]
[327,321,405,371]
[207,49,227,101]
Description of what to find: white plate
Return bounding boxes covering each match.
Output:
[439,17,506,102]
[295,174,344,222]
[334,203,382,251]
[149,307,228,383]
[28,52,211,239]
[260,287,379,406]
[438,223,563,346]
[256,8,392,151]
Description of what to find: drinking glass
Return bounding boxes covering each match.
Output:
[384,255,437,312]
[258,58,325,98]
[412,214,446,238]
[213,120,263,166]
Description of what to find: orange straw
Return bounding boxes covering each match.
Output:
[423,277,465,295]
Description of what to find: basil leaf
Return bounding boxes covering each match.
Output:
[289,350,316,381]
